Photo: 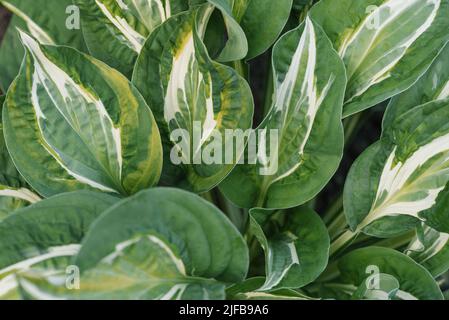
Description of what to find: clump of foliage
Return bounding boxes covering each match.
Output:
[1,0,449,300]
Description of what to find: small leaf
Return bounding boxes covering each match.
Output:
[344,99,449,237]
[220,17,345,209]
[310,0,449,116]
[75,188,249,283]
[3,32,163,197]
[73,0,188,77]
[406,225,449,277]
[132,8,253,193]
[351,273,400,300]
[250,207,329,291]
[337,247,443,300]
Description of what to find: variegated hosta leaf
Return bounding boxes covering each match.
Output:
[250,207,329,291]
[231,0,293,60]
[0,0,87,92]
[0,95,40,219]
[220,17,346,209]
[75,188,249,283]
[0,191,118,299]
[74,0,189,77]
[351,273,400,300]
[407,225,449,278]
[17,235,226,300]
[227,277,317,300]
[344,99,449,238]
[336,247,443,300]
[3,32,163,197]
[310,0,449,117]
[132,9,253,193]
[384,43,449,129]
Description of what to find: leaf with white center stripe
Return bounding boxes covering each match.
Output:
[17,235,225,300]
[220,17,346,209]
[310,0,449,117]
[74,0,188,77]
[3,32,163,197]
[344,99,449,238]
[0,191,118,299]
[249,207,329,291]
[407,224,449,278]
[0,95,40,220]
[75,188,249,283]
[384,43,449,129]
[132,8,253,193]
[0,0,87,92]
[336,247,443,300]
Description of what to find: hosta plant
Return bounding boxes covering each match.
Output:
[0,0,449,300]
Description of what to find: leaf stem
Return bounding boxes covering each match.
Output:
[329,229,358,257]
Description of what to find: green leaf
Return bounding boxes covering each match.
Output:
[351,273,400,300]
[384,43,449,128]
[232,0,293,60]
[344,99,449,238]
[310,0,449,117]
[227,277,315,300]
[0,191,118,299]
[73,0,188,77]
[336,247,443,300]
[0,94,39,220]
[0,0,87,92]
[250,207,329,291]
[132,8,253,193]
[220,17,346,209]
[75,188,249,283]
[17,235,226,300]
[3,32,163,197]
[406,225,449,278]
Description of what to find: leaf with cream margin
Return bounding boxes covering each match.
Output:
[343,99,449,240]
[336,247,443,300]
[132,8,253,193]
[17,235,226,300]
[310,0,449,117]
[220,17,346,209]
[0,0,87,92]
[73,0,189,77]
[231,0,293,60]
[0,191,118,299]
[249,207,329,291]
[0,95,40,220]
[384,43,449,129]
[75,188,249,284]
[3,31,163,198]
[227,277,317,300]
[407,224,449,278]
[351,273,400,300]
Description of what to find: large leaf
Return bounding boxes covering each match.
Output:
[384,43,449,128]
[0,191,118,299]
[344,99,449,238]
[310,0,449,117]
[0,0,87,92]
[220,17,346,209]
[73,0,189,77]
[407,225,449,278]
[250,207,329,291]
[335,247,443,300]
[3,32,163,198]
[75,188,249,283]
[0,95,39,220]
[132,8,253,193]
[17,235,226,300]
[231,0,293,60]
